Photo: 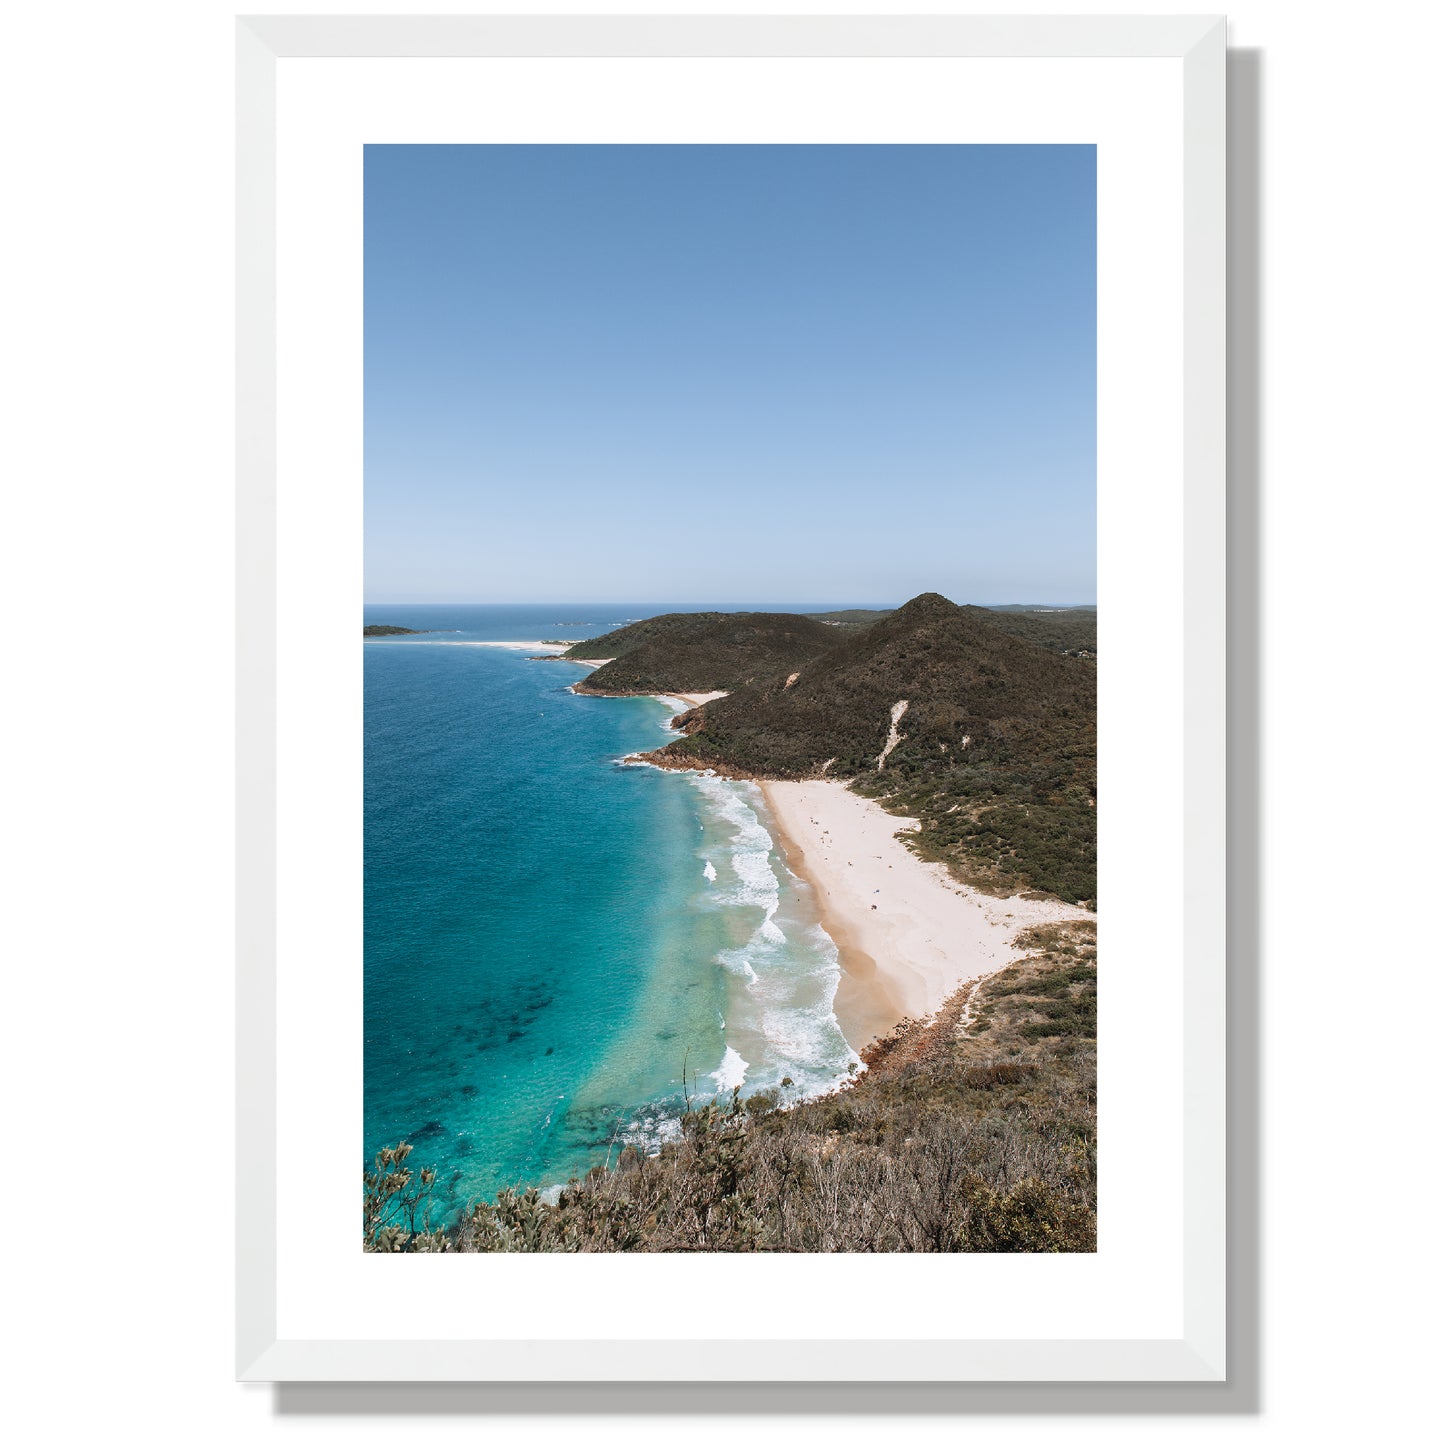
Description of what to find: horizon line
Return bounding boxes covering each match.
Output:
[362,598,1100,609]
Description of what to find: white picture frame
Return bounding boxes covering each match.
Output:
[237,13,1225,1383]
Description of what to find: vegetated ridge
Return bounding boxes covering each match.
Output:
[364,624,426,636]
[807,605,1097,657]
[572,593,1096,905]
[567,611,840,693]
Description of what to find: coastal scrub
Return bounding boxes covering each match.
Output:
[364,921,1097,1254]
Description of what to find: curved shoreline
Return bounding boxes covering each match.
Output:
[758,779,1094,1052]
[565,662,1093,1063]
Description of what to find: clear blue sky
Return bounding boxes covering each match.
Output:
[365,144,1095,606]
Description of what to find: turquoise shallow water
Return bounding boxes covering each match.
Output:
[364,604,859,1218]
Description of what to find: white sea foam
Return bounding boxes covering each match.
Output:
[691,776,780,913]
[681,774,860,1101]
[716,943,759,982]
[573,774,857,1174]
[712,1045,749,1091]
[730,845,781,914]
[616,1106,684,1158]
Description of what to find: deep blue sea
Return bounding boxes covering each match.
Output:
[364,603,860,1218]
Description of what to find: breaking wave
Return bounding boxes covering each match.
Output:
[688,776,860,1101]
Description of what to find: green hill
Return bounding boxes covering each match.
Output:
[654,594,1095,902]
[571,594,1095,904]
[567,611,839,694]
[568,603,1094,673]
[807,605,1097,656]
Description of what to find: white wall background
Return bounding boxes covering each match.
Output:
[3,2,1440,1441]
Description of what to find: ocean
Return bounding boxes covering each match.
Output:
[364,603,860,1219]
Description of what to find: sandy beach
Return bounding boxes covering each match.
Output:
[657,691,729,710]
[561,665,1085,1055]
[759,779,1093,1051]
[364,638,572,651]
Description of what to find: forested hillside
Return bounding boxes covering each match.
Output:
[574,594,1096,904]
[566,612,839,694]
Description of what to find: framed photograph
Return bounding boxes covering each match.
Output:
[237,15,1224,1381]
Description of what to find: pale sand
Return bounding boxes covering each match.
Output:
[758,779,1094,1052]
[657,691,729,710]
